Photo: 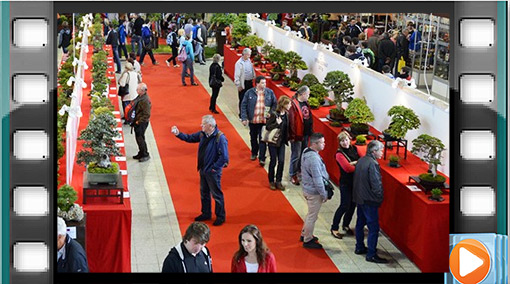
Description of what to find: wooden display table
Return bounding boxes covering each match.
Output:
[83,173,124,204]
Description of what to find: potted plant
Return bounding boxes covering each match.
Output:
[388,155,401,168]
[77,107,121,185]
[239,35,265,58]
[266,48,287,77]
[330,121,342,128]
[344,98,375,136]
[323,71,354,121]
[285,51,308,80]
[354,135,366,145]
[57,184,84,221]
[309,84,329,106]
[383,105,421,141]
[232,17,251,48]
[298,73,320,89]
[210,13,237,54]
[308,97,320,109]
[429,188,444,202]
[411,134,447,190]
[289,81,300,91]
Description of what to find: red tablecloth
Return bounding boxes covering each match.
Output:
[58,45,132,272]
[223,45,449,272]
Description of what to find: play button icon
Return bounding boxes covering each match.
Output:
[450,239,491,284]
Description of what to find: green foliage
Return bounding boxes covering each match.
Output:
[389,154,400,163]
[323,71,354,106]
[91,94,114,110]
[57,127,65,160]
[111,18,119,28]
[344,98,374,125]
[210,13,237,28]
[77,109,121,168]
[430,188,443,197]
[232,17,251,43]
[308,97,320,109]
[267,13,279,21]
[261,42,274,58]
[266,48,287,72]
[57,184,78,212]
[147,13,162,22]
[285,51,308,78]
[88,162,119,174]
[329,107,344,116]
[356,135,367,144]
[412,134,446,177]
[386,105,421,139]
[309,84,328,105]
[330,121,342,127]
[419,173,446,183]
[299,73,320,88]
[240,35,265,48]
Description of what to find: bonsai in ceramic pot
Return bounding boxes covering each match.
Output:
[355,135,367,145]
[57,184,84,222]
[323,71,354,121]
[285,51,308,81]
[411,134,447,190]
[308,97,320,109]
[388,155,401,168]
[77,107,121,185]
[344,98,375,136]
[309,83,329,106]
[383,105,421,141]
[429,188,444,202]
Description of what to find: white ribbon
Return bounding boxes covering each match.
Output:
[58,104,83,118]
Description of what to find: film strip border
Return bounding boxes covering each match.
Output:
[451,1,507,235]
[7,2,55,284]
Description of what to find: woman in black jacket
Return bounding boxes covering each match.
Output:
[208,54,225,114]
[265,96,292,190]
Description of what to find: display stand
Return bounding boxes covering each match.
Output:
[83,172,124,204]
[377,134,408,159]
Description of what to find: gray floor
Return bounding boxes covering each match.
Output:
[61,48,420,273]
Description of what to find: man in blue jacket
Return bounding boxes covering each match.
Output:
[171,115,229,226]
[57,217,89,273]
[118,19,128,60]
[241,76,277,166]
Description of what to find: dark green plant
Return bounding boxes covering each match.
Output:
[420,173,446,183]
[267,13,278,21]
[57,184,78,212]
[389,154,400,163]
[323,71,354,107]
[91,93,114,110]
[344,98,374,125]
[285,51,308,79]
[232,17,251,44]
[430,188,443,197]
[411,134,446,177]
[309,84,328,105]
[76,107,120,168]
[329,108,344,116]
[356,135,367,144]
[330,121,342,127]
[210,13,237,29]
[289,81,300,91]
[299,73,320,88]
[239,35,265,48]
[147,13,162,23]
[261,42,274,58]
[88,162,119,173]
[386,105,421,139]
[308,97,320,109]
[267,48,287,72]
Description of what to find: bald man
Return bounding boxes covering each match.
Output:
[133,83,152,162]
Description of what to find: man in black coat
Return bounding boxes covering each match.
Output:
[395,29,410,74]
[106,24,121,74]
[353,140,389,264]
[377,32,396,72]
[57,217,89,273]
[131,14,144,57]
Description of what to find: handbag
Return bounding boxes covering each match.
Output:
[177,46,188,62]
[209,65,222,88]
[397,56,406,73]
[118,73,130,97]
[323,178,334,199]
[261,126,281,145]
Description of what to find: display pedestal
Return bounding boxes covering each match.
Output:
[83,172,124,204]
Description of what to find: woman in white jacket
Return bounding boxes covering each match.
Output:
[118,62,142,122]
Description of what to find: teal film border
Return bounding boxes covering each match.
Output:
[1,2,9,284]
[497,1,507,235]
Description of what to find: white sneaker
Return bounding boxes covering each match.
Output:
[165,60,170,67]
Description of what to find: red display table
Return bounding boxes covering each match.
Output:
[223,44,449,272]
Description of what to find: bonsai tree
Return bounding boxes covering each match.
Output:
[266,48,287,73]
[261,42,274,59]
[430,188,443,201]
[308,97,320,109]
[385,105,421,139]
[239,35,265,57]
[57,184,84,221]
[231,17,251,46]
[210,13,237,54]
[356,135,367,145]
[309,84,329,105]
[389,155,400,167]
[411,134,446,180]
[285,51,308,80]
[299,73,320,88]
[344,98,374,135]
[76,107,121,172]
[323,71,354,108]
[330,121,342,127]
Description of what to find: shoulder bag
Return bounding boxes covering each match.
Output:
[118,73,130,97]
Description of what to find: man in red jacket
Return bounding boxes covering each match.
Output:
[287,85,313,185]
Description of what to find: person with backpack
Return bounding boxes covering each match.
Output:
[165,24,180,67]
[139,19,159,66]
[162,222,213,273]
[118,62,141,122]
[180,34,197,86]
[171,115,229,226]
[58,21,71,54]
[131,83,152,162]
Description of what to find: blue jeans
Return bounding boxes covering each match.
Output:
[248,123,267,161]
[268,144,286,183]
[118,43,128,59]
[112,46,121,73]
[289,135,309,177]
[130,34,142,56]
[199,170,226,220]
[355,204,380,258]
[331,183,356,231]
[181,58,195,84]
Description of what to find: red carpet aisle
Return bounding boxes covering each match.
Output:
[141,55,339,272]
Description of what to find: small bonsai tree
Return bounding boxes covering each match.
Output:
[231,17,251,46]
[323,71,354,108]
[411,134,446,179]
[299,73,320,88]
[389,154,400,167]
[285,51,308,80]
[431,188,442,199]
[308,97,320,109]
[344,98,374,135]
[266,48,287,73]
[57,184,77,212]
[356,135,367,145]
[330,121,342,127]
[386,105,421,139]
[76,107,121,171]
[309,84,329,105]
[239,35,265,55]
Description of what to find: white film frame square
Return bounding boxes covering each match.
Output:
[460,186,496,216]
[13,74,49,104]
[13,242,49,272]
[13,187,49,216]
[460,130,495,160]
[13,18,48,48]
[13,130,49,160]
[460,74,494,104]
[460,18,494,47]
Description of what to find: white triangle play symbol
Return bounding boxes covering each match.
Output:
[459,247,484,277]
